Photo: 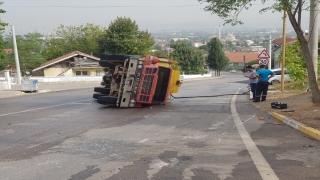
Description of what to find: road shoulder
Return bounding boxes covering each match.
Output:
[270,112,320,141]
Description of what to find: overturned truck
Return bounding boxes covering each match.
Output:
[93,54,182,108]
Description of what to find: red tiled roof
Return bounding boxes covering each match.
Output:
[272,37,296,45]
[225,52,260,63]
[33,51,100,72]
[4,49,13,54]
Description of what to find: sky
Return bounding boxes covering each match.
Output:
[1,0,312,35]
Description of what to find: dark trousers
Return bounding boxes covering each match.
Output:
[250,83,257,99]
[255,81,269,101]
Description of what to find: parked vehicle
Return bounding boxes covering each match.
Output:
[93,54,182,108]
[268,68,291,85]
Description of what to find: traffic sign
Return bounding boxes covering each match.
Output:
[258,59,269,65]
[258,49,270,59]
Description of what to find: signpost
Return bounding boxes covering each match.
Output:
[258,49,270,67]
[258,59,269,66]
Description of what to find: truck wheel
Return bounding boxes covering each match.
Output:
[103,75,111,84]
[94,87,110,94]
[93,93,105,99]
[97,96,117,105]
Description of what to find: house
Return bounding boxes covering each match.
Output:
[192,42,206,48]
[170,38,189,43]
[4,49,13,54]
[272,37,296,68]
[32,51,103,77]
[225,52,260,71]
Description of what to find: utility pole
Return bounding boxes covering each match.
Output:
[243,55,246,72]
[218,25,221,40]
[268,34,272,70]
[281,10,287,92]
[11,25,22,84]
[309,0,318,81]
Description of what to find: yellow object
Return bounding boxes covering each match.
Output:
[169,69,180,93]
[155,58,181,94]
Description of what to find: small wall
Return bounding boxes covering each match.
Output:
[0,80,10,90]
[181,73,212,80]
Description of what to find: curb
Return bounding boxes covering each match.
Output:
[18,89,52,94]
[270,112,320,141]
[38,89,52,93]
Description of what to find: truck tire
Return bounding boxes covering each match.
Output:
[102,75,111,84]
[97,96,117,105]
[93,93,105,99]
[94,87,110,94]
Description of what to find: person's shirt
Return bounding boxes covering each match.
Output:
[249,71,258,84]
[257,69,274,82]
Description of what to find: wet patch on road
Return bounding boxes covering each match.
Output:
[224,161,262,180]
[68,165,100,180]
[107,157,151,180]
[185,141,207,148]
[237,150,250,157]
[191,168,220,180]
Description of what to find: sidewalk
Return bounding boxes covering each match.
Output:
[0,81,100,99]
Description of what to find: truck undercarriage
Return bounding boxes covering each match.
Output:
[93,54,179,108]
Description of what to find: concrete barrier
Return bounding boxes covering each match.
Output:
[0,70,11,90]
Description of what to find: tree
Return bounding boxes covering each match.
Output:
[280,41,306,81]
[207,38,230,76]
[169,41,206,74]
[149,50,168,58]
[198,0,320,103]
[3,32,46,74]
[0,2,8,59]
[98,17,154,55]
[43,24,105,60]
[280,40,320,81]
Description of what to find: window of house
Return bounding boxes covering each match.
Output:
[82,71,88,76]
[96,70,104,76]
[75,71,88,76]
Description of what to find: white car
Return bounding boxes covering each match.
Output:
[268,68,291,85]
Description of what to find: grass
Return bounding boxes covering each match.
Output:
[269,79,320,93]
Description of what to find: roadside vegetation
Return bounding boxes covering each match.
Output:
[198,0,320,103]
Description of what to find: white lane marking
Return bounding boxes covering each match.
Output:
[138,138,149,143]
[0,99,91,117]
[231,88,279,180]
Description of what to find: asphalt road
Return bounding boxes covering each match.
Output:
[1,72,320,180]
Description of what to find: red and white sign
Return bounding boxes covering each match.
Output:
[258,59,269,65]
[258,49,270,59]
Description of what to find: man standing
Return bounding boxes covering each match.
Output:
[253,65,275,102]
[245,65,258,100]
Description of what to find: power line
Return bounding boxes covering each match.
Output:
[3,5,202,8]
[3,3,274,8]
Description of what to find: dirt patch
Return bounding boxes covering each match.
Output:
[252,91,320,130]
